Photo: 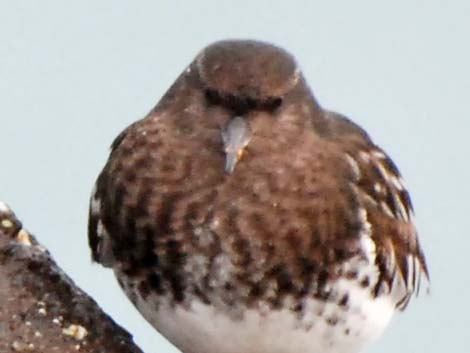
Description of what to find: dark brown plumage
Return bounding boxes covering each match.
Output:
[88,40,428,353]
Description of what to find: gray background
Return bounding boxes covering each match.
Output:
[1,1,468,353]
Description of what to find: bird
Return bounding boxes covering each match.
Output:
[88,39,429,353]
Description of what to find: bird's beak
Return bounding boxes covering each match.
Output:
[222,116,252,174]
[225,148,246,174]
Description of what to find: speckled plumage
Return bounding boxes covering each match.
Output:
[88,40,429,353]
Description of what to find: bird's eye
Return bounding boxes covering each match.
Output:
[268,97,282,110]
[204,89,222,105]
[204,88,282,114]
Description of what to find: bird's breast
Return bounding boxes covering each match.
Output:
[110,121,374,310]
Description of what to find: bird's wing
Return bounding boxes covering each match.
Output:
[326,112,429,309]
[87,122,137,266]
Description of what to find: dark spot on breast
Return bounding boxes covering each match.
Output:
[293,302,303,313]
[156,194,179,237]
[164,269,185,303]
[314,289,332,301]
[124,170,137,183]
[299,257,317,275]
[297,257,316,296]
[360,276,370,288]
[160,161,175,173]
[193,286,211,304]
[134,155,151,170]
[309,230,323,249]
[334,248,346,262]
[326,316,339,326]
[338,293,349,307]
[346,270,358,280]
[233,238,251,267]
[269,264,294,294]
[138,280,151,300]
[140,225,159,267]
[148,273,164,294]
[249,283,264,299]
[317,269,329,288]
[140,252,158,267]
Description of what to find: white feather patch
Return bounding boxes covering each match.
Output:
[90,183,101,216]
[125,281,395,353]
[357,208,375,264]
[344,153,361,181]
[96,220,115,267]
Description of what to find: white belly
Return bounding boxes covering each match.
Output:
[126,278,396,353]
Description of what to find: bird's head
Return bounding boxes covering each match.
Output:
[194,40,307,173]
[196,39,300,114]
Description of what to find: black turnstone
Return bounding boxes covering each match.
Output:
[88,40,429,353]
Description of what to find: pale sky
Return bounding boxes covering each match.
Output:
[1,1,469,353]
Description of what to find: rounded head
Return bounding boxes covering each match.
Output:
[196,40,300,102]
